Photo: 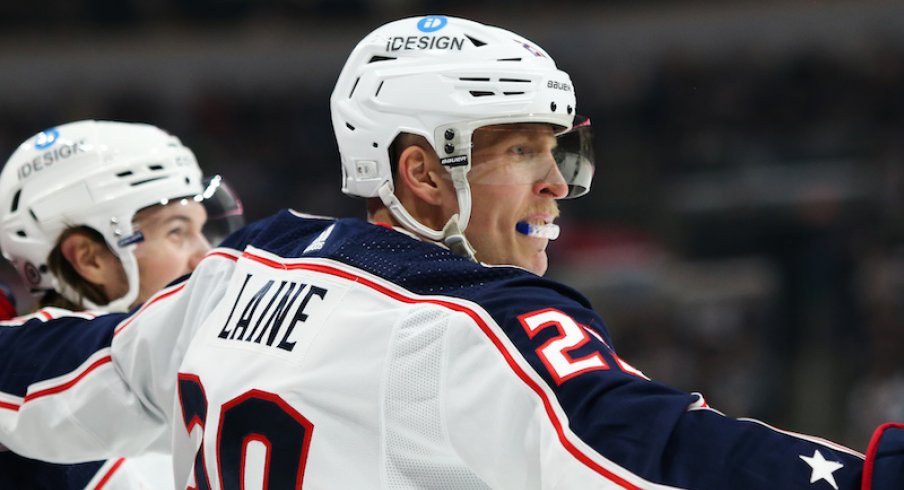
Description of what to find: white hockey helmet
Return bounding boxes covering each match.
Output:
[0,120,204,311]
[330,15,593,257]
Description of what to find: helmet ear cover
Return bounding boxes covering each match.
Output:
[0,120,205,311]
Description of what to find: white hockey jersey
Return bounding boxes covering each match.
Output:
[1,210,903,489]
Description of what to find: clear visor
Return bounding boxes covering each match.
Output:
[122,174,245,248]
[198,175,245,246]
[464,116,594,199]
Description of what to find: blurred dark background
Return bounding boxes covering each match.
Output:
[1,0,903,450]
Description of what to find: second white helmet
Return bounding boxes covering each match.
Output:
[0,120,204,311]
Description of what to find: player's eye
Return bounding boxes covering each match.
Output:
[509,144,533,158]
[168,225,190,241]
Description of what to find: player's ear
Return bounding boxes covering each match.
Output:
[397,144,446,206]
[59,232,120,286]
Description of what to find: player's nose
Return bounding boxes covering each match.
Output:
[534,159,569,199]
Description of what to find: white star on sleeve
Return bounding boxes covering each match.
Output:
[799,449,844,490]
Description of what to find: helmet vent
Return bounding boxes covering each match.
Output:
[148,164,164,171]
[498,58,522,62]
[499,78,531,83]
[349,77,360,98]
[375,81,384,97]
[503,92,525,96]
[465,35,486,47]
[368,55,396,63]
[469,91,495,97]
[346,122,356,131]
[15,230,25,237]
[10,189,21,212]
[130,177,166,187]
[116,170,134,177]
[459,77,490,82]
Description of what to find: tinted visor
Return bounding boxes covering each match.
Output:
[199,175,245,246]
[465,116,594,199]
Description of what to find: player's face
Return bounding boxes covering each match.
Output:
[463,123,568,275]
[131,199,210,307]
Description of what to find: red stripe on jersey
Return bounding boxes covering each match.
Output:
[39,309,54,321]
[0,400,20,412]
[114,284,186,336]
[206,250,241,261]
[93,457,126,490]
[242,251,642,489]
[23,355,113,404]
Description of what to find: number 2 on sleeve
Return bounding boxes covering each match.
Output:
[518,308,609,385]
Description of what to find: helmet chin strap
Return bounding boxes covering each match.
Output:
[441,214,476,260]
[443,166,476,260]
[377,165,477,261]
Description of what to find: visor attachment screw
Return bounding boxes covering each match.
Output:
[567,105,573,115]
[444,129,455,140]
[444,143,455,154]
[550,101,557,112]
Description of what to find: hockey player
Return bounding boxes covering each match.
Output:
[0,16,903,489]
[0,120,242,489]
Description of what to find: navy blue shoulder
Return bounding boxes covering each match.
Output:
[219,209,338,257]
[229,212,586,297]
[0,451,103,489]
[228,212,592,301]
[0,312,126,397]
[224,211,609,345]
